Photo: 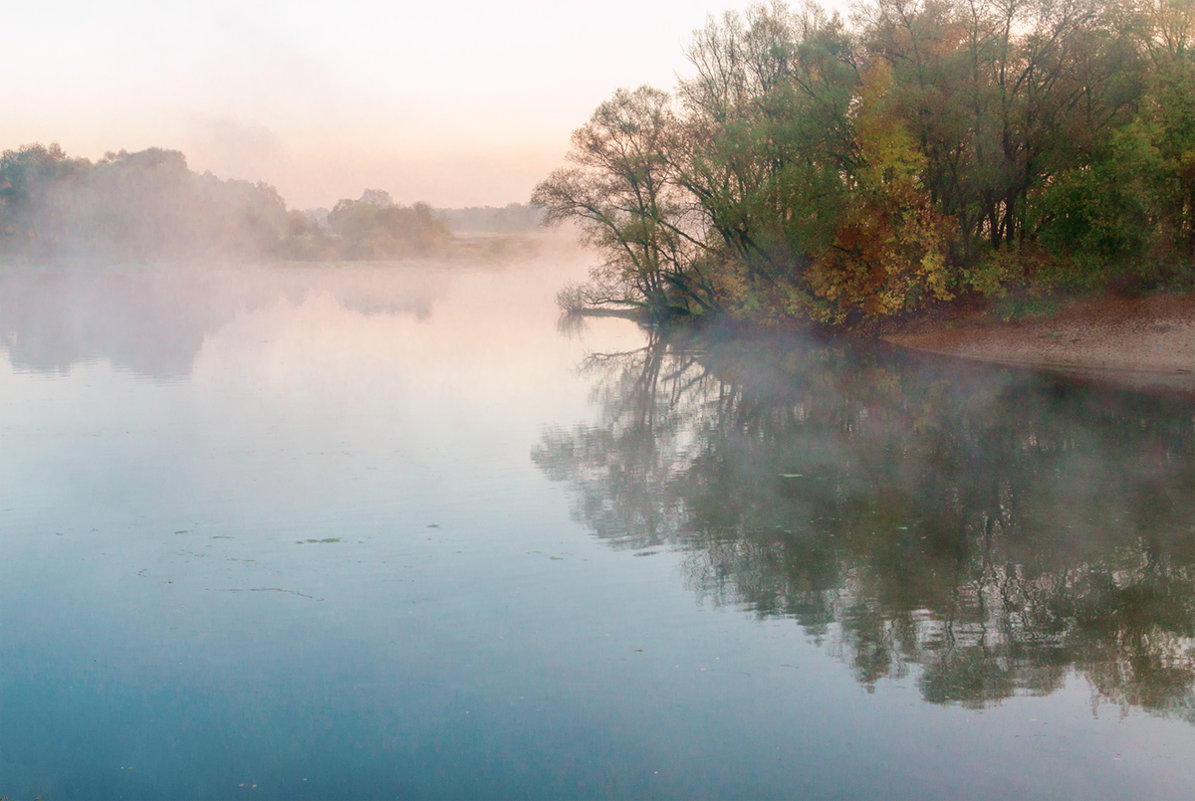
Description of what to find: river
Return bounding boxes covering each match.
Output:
[4,241,1195,799]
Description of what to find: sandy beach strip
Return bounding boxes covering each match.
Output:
[883,293,1195,393]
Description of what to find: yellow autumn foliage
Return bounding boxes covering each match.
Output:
[803,62,954,326]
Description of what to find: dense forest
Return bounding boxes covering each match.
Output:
[0,143,540,261]
[534,0,1195,328]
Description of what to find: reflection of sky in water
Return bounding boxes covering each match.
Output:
[3,255,1195,799]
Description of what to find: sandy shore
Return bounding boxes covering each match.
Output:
[883,293,1195,393]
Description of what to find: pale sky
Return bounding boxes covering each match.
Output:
[3,0,844,210]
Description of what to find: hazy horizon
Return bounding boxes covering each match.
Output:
[5,0,845,210]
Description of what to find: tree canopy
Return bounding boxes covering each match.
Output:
[0,145,288,259]
[0,145,490,262]
[535,0,1195,328]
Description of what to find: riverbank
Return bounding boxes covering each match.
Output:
[883,292,1195,393]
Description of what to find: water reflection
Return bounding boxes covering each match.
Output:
[534,327,1195,718]
[0,263,449,378]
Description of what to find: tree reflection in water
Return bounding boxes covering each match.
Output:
[532,326,1195,719]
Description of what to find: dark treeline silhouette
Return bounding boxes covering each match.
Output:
[0,143,539,261]
[535,0,1195,327]
[534,327,1195,717]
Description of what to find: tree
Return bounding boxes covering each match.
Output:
[804,62,955,324]
[534,0,1195,325]
[533,86,714,317]
[0,142,81,248]
[674,2,861,317]
[327,191,451,258]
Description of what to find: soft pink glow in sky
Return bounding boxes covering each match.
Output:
[6,0,847,209]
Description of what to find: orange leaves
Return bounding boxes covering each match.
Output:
[804,63,954,326]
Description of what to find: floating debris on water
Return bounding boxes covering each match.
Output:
[208,587,323,601]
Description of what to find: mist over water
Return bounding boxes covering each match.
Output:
[3,241,1195,799]
[6,0,1195,793]
[0,261,449,377]
[535,328,1195,713]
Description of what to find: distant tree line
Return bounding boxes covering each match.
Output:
[435,203,545,234]
[0,145,290,260]
[535,0,1195,327]
[0,143,539,261]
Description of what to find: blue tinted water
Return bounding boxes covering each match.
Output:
[3,253,1195,799]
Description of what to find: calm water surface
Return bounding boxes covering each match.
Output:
[4,247,1195,799]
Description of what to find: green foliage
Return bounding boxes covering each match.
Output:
[0,145,457,262]
[538,0,1195,329]
[0,144,287,259]
[803,62,954,325]
[993,293,1060,322]
[327,192,450,258]
[533,86,715,317]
